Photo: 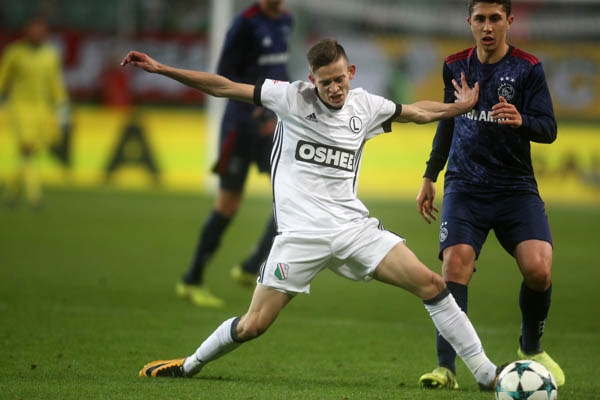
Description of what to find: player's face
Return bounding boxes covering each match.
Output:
[26,20,48,46]
[260,0,283,17]
[468,3,513,57]
[309,57,356,108]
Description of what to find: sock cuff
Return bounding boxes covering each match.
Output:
[521,281,552,296]
[230,316,242,343]
[446,280,468,293]
[423,287,450,305]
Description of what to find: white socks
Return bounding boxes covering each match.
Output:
[424,290,497,387]
[182,317,242,376]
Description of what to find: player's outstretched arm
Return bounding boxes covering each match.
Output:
[121,50,255,103]
[395,72,479,124]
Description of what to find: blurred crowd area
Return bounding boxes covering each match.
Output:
[2,0,600,38]
[0,0,599,120]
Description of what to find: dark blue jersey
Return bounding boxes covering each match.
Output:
[217,3,292,117]
[424,46,556,194]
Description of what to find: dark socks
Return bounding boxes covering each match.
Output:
[183,211,231,285]
[436,281,468,374]
[519,281,552,353]
[240,216,277,274]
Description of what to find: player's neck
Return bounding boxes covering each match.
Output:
[476,43,509,65]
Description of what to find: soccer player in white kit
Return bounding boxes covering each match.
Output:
[122,39,499,390]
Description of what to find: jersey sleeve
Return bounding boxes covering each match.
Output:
[423,62,454,181]
[364,93,400,140]
[254,78,292,115]
[518,62,557,144]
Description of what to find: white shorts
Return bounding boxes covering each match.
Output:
[258,217,404,294]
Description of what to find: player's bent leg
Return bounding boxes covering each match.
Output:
[514,240,563,386]
[420,245,477,389]
[139,285,294,378]
[237,284,293,340]
[372,242,445,300]
[422,289,497,389]
[373,243,497,389]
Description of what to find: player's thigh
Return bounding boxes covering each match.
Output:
[372,242,444,299]
[331,218,403,281]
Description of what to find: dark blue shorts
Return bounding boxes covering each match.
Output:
[438,191,553,260]
[212,113,273,192]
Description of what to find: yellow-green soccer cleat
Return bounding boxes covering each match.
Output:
[230,265,257,289]
[517,348,565,387]
[139,358,186,377]
[175,282,225,308]
[419,366,459,389]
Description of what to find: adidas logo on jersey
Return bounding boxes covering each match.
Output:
[305,113,318,122]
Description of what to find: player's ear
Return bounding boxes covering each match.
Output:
[308,73,315,84]
[348,64,356,80]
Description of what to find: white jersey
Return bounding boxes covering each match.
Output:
[255,79,400,234]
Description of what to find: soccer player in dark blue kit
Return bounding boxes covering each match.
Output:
[416,0,565,389]
[176,0,293,307]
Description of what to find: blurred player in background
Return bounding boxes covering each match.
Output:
[123,38,502,390]
[0,16,70,209]
[175,0,293,307]
[416,0,565,389]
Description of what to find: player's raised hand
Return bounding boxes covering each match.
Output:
[492,96,522,128]
[452,72,479,109]
[121,51,161,73]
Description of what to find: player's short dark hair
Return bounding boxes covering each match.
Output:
[468,0,512,17]
[306,39,349,73]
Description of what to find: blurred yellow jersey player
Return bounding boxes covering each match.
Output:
[0,17,69,209]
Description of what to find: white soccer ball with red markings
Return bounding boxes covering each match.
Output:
[495,360,557,400]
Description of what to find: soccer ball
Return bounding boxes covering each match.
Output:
[495,360,558,400]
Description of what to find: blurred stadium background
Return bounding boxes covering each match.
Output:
[0,0,598,203]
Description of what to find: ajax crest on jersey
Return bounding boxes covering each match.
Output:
[495,360,557,400]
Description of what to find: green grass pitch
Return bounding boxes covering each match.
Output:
[1,187,598,399]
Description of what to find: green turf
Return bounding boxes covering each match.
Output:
[1,187,598,399]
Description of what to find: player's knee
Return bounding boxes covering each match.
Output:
[523,263,552,291]
[418,271,446,300]
[441,256,474,284]
[519,251,552,290]
[215,191,242,217]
